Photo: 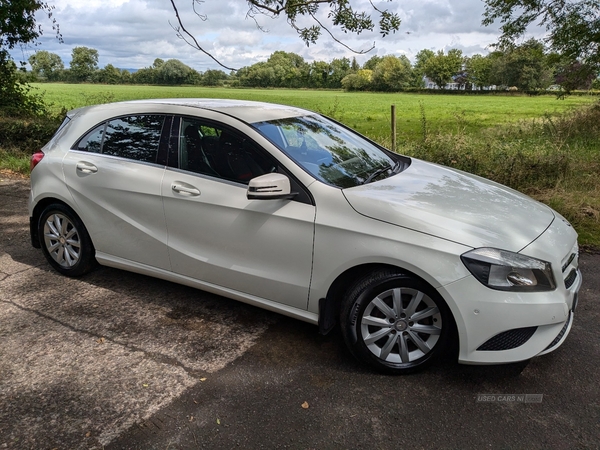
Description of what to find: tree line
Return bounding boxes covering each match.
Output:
[23,40,599,94]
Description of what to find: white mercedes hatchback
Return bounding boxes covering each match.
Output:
[29,99,582,374]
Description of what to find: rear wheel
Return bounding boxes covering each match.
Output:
[38,204,96,277]
[340,270,453,374]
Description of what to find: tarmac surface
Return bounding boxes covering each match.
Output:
[1,172,598,449]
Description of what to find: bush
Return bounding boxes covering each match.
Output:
[0,113,62,153]
[0,54,48,117]
[400,132,570,191]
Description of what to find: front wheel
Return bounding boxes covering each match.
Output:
[38,204,97,277]
[340,270,453,374]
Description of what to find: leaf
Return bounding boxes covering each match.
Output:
[216,418,221,425]
[200,377,207,382]
[143,383,148,387]
[301,401,309,409]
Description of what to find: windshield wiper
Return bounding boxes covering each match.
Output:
[363,160,402,185]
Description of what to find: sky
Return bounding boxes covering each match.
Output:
[10,0,543,72]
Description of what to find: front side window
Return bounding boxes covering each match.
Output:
[177,117,276,184]
[252,115,398,188]
[74,115,165,164]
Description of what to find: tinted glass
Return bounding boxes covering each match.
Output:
[102,115,165,163]
[75,123,105,153]
[178,118,276,184]
[252,115,395,188]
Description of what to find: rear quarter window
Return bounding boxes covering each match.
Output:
[75,123,104,153]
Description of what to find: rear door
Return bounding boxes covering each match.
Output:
[62,114,172,270]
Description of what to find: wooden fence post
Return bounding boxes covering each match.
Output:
[391,104,397,152]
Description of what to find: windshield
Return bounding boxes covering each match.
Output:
[252,114,396,188]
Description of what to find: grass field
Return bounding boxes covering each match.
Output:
[32,83,595,142]
[4,83,598,248]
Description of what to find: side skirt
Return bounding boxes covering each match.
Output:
[95,252,319,325]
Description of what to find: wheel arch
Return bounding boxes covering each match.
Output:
[320,263,459,353]
[30,197,84,248]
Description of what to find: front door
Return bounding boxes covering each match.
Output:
[161,117,315,309]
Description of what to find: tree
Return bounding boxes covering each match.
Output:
[482,0,600,76]
[341,69,373,91]
[554,60,597,92]
[308,60,331,88]
[70,47,99,82]
[422,49,464,89]
[156,59,200,84]
[237,51,309,88]
[152,58,165,70]
[131,66,157,84]
[266,51,309,87]
[488,39,553,91]
[465,54,493,89]
[413,49,435,76]
[119,68,132,84]
[96,64,122,84]
[28,50,64,81]
[0,0,60,114]
[237,62,276,87]
[328,57,352,88]
[0,0,59,51]
[371,55,413,91]
[202,69,228,86]
[363,55,384,70]
[168,0,401,70]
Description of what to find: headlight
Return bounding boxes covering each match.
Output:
[461,248,556,292]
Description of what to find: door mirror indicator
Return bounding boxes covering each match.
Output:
[247,173,297,200]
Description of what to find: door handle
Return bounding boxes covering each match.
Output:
[172,183,200,196]
[76,162,98,174]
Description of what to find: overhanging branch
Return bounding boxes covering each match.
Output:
[168,0,401,69]
[168,0,237,71]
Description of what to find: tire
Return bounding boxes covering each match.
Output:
[38,204,97,277]
[340,269,453,374]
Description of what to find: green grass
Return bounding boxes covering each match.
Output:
[3,83,598,248]
[32,83,595,141]
[0,148,30,173]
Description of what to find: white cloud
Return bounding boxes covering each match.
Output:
[10,0,529,71]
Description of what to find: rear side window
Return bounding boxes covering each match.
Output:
[74,115,165,163]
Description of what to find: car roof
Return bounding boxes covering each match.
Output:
[68,98,312,123]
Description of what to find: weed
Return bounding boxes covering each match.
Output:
[419,101,428,142]
[0,147,31,174]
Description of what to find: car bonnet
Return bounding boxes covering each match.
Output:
[342,158,555,251]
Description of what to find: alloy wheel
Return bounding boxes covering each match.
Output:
[360,287,442,363]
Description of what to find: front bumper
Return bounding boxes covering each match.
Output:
[439,269,581,364]
[438,215,582,365]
